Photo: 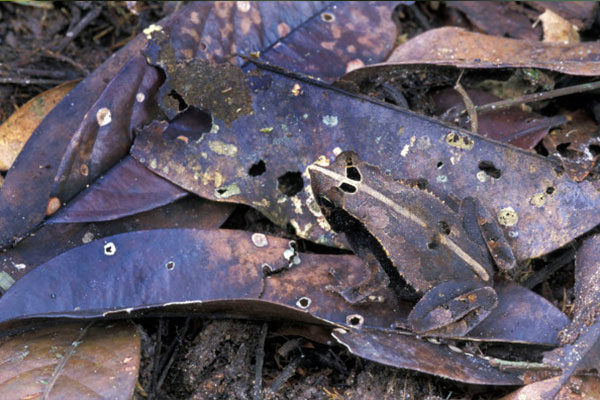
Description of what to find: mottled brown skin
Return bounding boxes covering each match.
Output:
[309,151,515,337]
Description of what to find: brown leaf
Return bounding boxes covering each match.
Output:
[542,110,600,182]
[0,320,140,399]
[538,9,580,44]
[0,79,78,171]
[500,376,600,400]
[366,27,600,76]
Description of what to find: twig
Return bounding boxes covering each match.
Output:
[42,49,90,74]
[155,318,191,395]
[268,354,304,394]
[55,6,103,53]
[475,80,600,113]
[0,68,69,79]
[0,76,66,86]
[522,246,576,289]
[252,322,269,400]
[454,71,478,133]
[149,318,165,399]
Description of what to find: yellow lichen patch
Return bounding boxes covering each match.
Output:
[530,193,546,208]
[291,83,301,96]
[476,171,487,183]
[46,197,61,216]
[96,107,112,127]
[416,136,431,150]
[208,140,238,157]
[252,198,271,208]
[314,155,330,167]
[202,168,224,187]
[290,219,313,238]
[446,132,474,150]
[215,183,241,199]
[498,207,519,227]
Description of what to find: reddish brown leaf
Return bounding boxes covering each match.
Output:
[361,27,600,76]
[0,320,140,400]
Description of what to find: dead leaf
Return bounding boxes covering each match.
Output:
[358,27,600,76]
[131,56,600,262]
[538,9,580,44]
[0,320,140,399]
[500,376,600,400]
[0,197,234,288]
[0,79,78,171]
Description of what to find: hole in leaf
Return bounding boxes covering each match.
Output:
[166,261,175,270]
[346,314,363,326]
[417,178,428,190]
[248,160,266,176]
[216,188,227,195]
[589,144,600,157]
[277,171,303,196]
[439,221,451,235]
[437,161,444,169]
[556,142,574,157]
[163,107,213,142]
[168,89,188,111]
[427,241,438,250]
[321,12,335,22]
[296,297,311,309]
[478,161,502,179]
[340,183,357,193]
[199,41,207,51]
[346,166,361,181]
[546,186,555,195]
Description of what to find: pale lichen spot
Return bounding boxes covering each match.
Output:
[82,231,95,244]
[190,11,200,24]
[277,22,290,37]
[46,197,61,216]
[143,24,162,39]
[436,175,448,183]
[291,83,301,96]
[201,152,207,159]
[498,207,518,227]
[150,159,158,169]
[400,144,410,157]
[236,1,251,12]
[322,115,338,127]
[136,92,145,102]
[209,124,220,134]
[302,113,309,120]
[290,195,303,215]
[96,107,112,127]
[215,183,240,199]
[530,193,546,208]
[446,132,474,150]
[416,136,431,150]
[345,58,365,73]
[313,155,330,167]
[321,41,336,51]
[476,171,487,183]
[209,140,238,157]
[0,271,15,291]
[162,166,170,174]
[333,147,342,156]
[251,233,268,248]
[252,198,271,208]
[13,263,26,270]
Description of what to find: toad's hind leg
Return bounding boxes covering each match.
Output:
[408,280,498,337]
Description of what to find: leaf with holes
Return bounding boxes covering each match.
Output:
[0,1,402,248]
[0,320,140,399]
[0,197,234,290]
[0,229,571,384]
[131,36,600,262]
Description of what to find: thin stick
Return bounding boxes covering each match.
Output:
[475,80,600,113]
[252,322,269,400]
[0,76,66,86]
[454,71,478,133]
[55,6,103,53]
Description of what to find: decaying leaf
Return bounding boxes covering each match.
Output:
[356,27,600,76]
[0,1,403,248]
[500,376,600,400]
[50,156,188,223]
[542,110,600,182]
[0,320,140,400]
[0,197,234,288]
[538,8,580,44]
[0,79,79,171]
[0,228,572,383]
[131,51,600,262]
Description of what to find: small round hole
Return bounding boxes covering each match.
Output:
[546,186,555,195]
[104,242,116,256]
[321,12,335,22]
[339,182,357,193]
[346,166,361,181]
[199,41,207,51]
[346,314,363,327]
[438,221,451,235]
[296,296,312,309]
[436,161,444,169]
[248,160,266,176]
[416,178,428,190]
[166,261,175,270]
[478,161,502,179]
[427,241,438,250]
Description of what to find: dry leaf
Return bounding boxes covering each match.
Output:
[0,79,78,171]
[538,9,580,44]
[0,320,140,399]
